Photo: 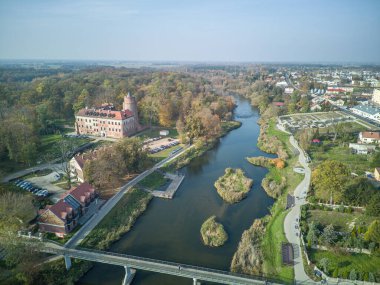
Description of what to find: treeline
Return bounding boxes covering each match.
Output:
[311,160,380,216]
[0,67,235,166]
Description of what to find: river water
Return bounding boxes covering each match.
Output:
[78,96,275,285]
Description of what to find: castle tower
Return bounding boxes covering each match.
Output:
[123,92,140,127]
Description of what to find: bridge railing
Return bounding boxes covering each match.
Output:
[43,244,294,284]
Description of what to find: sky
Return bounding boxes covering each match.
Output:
[0,0,379,63]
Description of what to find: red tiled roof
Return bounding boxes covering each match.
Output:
[73,152,97,169]
[76,109,134,120]
[273,102,285,107]
[361,131,380,139]
[64,182,95,206]
[47,200,73,221]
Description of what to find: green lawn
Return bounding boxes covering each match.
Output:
[137,171,168,190]
[307,209,375,232]
[310,144,371,175]
[262,204,294,284]
[39,134,92,161]
[308,249,380,280]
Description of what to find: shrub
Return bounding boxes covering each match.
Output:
[214,168,253,203]
[200,216,228,247]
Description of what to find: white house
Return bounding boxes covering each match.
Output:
[276,81,288,88]
[358,131,380,144]
[348,143,376,155]
[372,89,380,105]
[284,87,294,94]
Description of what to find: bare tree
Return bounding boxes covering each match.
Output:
[58,137,76,189]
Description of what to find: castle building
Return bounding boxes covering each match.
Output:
[75,93,140,139]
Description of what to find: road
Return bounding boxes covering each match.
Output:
[283,135,313,284]
[64,146,193,248]
[42,242,279,285]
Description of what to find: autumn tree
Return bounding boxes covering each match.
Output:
[311,160,350,203]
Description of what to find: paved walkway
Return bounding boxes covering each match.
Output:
[284,135,313,284]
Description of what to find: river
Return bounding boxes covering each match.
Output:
[78,95,275,285]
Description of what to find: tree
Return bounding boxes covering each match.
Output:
[368,272,375,283]
[322,224,337,245]
[349,269,357,281]
[366,194,380,217]
[311,160,350,203]
[306,221,319,247]
[364,220,380,244]
[58,137,77,189]
[73,88,90,113]
[319,258,330,273]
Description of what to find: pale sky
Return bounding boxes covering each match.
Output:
[0,0,379,63]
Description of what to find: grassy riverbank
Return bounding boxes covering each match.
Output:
[200,216,228,247]
[81,188,152,250]
[214,168,253,203]
[232,118,300,283]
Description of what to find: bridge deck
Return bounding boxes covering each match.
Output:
[42,243,281,285]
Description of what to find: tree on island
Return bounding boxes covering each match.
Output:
[200,216,228,247]
[214,168,253,203]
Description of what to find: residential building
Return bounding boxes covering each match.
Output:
[372,89,380,105]
[75,93,140,139]
[358,131,380,144]
[284,87,294,94]
[276,81,288,88]
[375,168,380,181]
[38,199,80,237]
[38,183,97,237]
[70,151,97,182]
[348,143,376,154]
[351,105,380,123]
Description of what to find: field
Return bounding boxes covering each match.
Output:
[308,249,380,281]
[137,171,169,190]
[309,144,371,175]
[306,209,375,232]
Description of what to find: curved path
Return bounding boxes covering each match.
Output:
[284,136,313,284]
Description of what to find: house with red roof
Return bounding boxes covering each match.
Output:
[70,151,97,182]
[38,182,97,237]
[38,200,80,237]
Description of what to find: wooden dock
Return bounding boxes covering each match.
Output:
[151,173,185,199]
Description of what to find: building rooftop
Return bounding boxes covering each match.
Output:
[77,108,134,120]
[352,105,380,115]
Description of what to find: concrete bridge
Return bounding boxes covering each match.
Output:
[42,242,280,285]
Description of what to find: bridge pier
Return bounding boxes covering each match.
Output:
[193,278,200,285]
[64,255,71,270]
[122,266,136,285]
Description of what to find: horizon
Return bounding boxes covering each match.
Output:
[1,0,380,63]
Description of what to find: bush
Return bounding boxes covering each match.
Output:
[200,216,228,247]
[214,168,253,203]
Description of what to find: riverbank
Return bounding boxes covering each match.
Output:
[232,118,302,283]
[81,188,152,250]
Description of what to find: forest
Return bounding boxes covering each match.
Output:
[0,66,235,174]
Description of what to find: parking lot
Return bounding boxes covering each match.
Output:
[278,111,355,133]
[12,170,66,202]
[143,137,180,154]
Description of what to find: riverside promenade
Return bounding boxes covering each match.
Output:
[151,172,185,199]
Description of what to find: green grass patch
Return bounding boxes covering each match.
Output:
[307,209,375,232]
[137,171,168,190]
[39,134,92,161]
[309,144,371,175]
[308,249,380,281]
[81,188,152,250]
[262,202,294,283]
